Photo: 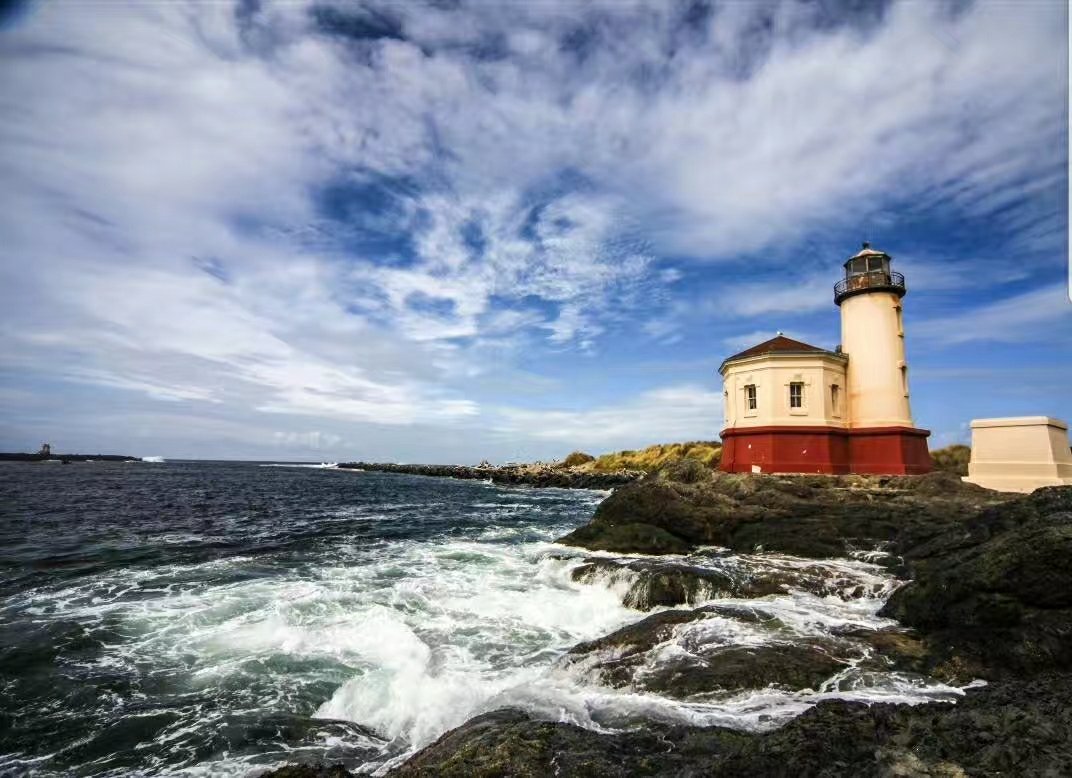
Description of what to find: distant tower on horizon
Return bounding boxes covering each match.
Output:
[718,243,931,475]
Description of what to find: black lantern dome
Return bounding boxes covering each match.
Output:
[834,242,906,305]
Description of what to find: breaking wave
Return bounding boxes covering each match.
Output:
[0,462,972,777]
[259,462,339,469]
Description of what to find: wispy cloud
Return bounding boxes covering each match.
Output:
[915,284,1071,346]
[495,384,723,451]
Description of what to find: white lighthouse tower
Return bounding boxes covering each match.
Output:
[835,243,914,427]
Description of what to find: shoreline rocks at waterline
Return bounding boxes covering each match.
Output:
[337,461,643,490]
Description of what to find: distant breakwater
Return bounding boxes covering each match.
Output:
[0,452,139,462]
[336,462,643,490]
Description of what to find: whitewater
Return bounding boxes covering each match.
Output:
[0,461,968,776]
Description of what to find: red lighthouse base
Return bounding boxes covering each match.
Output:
[719,425,932,476]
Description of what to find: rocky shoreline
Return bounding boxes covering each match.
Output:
[336,461,643,489]
[266,468,1072,777]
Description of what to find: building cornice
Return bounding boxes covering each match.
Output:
[718,349,848,376]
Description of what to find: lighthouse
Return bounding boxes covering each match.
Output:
[835,243,913,427]
[718,242,931,475]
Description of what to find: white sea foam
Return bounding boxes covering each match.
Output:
[7,483,976,777]
[141,455,166,463]
[259,462,339,469]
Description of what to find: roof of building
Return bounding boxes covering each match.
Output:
[848,241,888,259]
[720,334,844,372]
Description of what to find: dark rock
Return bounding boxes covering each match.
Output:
[563,605,846,697]
[569,556,864,610]
[259,765,355,778]
[880,486,1072,679]
[390,674,1072,776]
[833,626,930,674]
[566,603,779,661]
[388,708,698,778]
[563,522,692,555]
[557,470,1011,565]
[336,462,642,490]
[636,641,846,698]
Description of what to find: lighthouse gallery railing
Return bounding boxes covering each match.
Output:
[834,270,905,304]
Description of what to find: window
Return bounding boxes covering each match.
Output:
[900,366,909,397]
[789,382,804,409]
[831,384,840,414]
[868,256,884,272]
[745,384,757,411]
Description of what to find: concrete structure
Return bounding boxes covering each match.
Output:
[963,417,1072,492]
[719,243,931,475]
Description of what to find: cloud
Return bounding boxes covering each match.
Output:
[495,384,723,451]
[914,283,1072,346]
[0,0,1066,459]
[719,275,835,317]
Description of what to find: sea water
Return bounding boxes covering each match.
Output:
[0,461,968,776]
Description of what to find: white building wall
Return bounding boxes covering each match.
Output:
[722,354,848,430]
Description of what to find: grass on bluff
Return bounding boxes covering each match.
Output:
[563,442,723,473]
[930,444,971,476]
[561,442,973,476]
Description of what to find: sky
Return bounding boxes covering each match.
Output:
[0,0,1069,463]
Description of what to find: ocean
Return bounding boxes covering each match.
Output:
[0,461,968,776]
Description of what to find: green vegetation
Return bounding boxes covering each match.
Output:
[561,451,596,467]
[930,444,971,476]
[661,456,713,484]
[570,441,722,473]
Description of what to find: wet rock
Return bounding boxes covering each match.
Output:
[563,522,692,555]
[636,641,846,698]
[390,674,1072,776]
[259,766,355,778]
[388,708,698,778]
[557,470,1010,564]
[833,626,930,675]
[563,607,718,687]
[563,604,846,698]
[571,558,787,610]
[880,486,1072,679]
[571,555,889,611]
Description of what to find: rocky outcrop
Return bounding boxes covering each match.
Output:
[569,556,885,610]
[558,470,1009,564]
[559,604,924,699]
[258,766,353,778]
[567,631,847,699]
[880,486,1072,679]
[570,559,785,609]
[336,462,642,490]
[382,483,1072,776]
[385,674,1072,777]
